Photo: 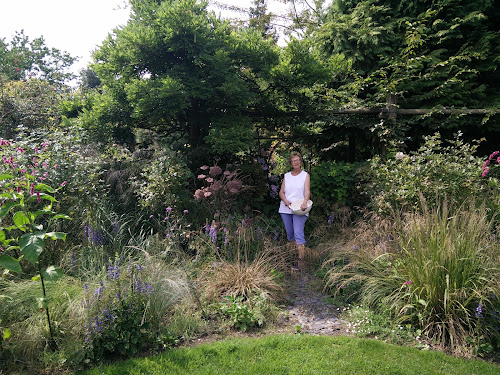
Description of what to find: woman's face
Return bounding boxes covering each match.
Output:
[290,156,301,169]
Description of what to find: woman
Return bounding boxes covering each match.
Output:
[279,152,310,270]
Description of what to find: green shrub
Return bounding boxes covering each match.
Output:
[310,161,361,206]
[134,148,192,211]
[362,132,489,215]
[213,295,262,332]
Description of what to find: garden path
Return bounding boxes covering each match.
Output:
[284,271,348,336]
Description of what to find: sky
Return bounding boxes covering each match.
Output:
[0,0,297,83]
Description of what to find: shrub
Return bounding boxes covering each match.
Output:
[362,132,488,215]
[214,295,262,332]
[310,161,361,206]
[134,148,192,211]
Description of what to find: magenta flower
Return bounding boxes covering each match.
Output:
[60,181,67,186]
[166,207,173,212]
[36,192,41,203]
[482,169,490,177]
[403,280,412,286]
[16,147,24,153]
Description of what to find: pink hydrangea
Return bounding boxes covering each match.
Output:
[209,166,222,177]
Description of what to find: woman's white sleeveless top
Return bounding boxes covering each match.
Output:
[279,170,308,216]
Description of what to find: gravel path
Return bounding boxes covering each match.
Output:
[284,272,348,336]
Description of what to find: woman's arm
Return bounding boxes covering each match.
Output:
[279,178,291,207]
[300,173,311,210]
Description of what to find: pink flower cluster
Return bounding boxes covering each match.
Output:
[194,164,244,200]
[403,280,412,287]
[482,151,500,177]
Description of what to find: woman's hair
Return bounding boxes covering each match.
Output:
[289,151,303,164]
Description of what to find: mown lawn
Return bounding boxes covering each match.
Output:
[78,334,499,375]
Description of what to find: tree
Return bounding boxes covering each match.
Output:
[0,77,64,139]
[0,30,76,85]
[311,0,500,155]
[315,0,500,109]
[248,0,278,42]
[85,0,280,156]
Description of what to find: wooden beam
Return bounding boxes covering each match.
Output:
[315,108,500,115]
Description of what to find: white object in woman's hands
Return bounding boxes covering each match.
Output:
[290,200,313,215]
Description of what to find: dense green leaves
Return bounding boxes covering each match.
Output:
[86,0,282,154]
[0,30,76,84]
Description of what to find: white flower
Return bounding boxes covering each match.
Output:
[395,152,405,160]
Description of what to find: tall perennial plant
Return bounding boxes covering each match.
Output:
[0,139,70,348]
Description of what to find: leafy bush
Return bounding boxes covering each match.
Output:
[214,295,262,332]
[362,132,489,214]
[134,148,192,211]
[310,161,361,206]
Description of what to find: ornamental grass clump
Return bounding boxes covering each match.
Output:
[199,242,287,303]
[325,197,500,355]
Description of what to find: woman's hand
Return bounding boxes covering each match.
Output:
[300,201,308,211]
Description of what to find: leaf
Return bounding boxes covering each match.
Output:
[34,183,55,193]
[3,328,12,340]
[13,211,30,230]
[33,209,54,220]
[0,174,13,181]
[52,214,72,220]
[20,232,45,264]
[28,193,57,203]
[41,265,63,281]
[0,230,5,242]
[44,232,66,241]
[0,255,22,273]
[0,202,20,218]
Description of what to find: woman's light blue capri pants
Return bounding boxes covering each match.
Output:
[280,213,308,245]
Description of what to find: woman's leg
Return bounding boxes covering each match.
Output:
[280,213,295,242]
[292,215,308,269]
[292,214,308,245]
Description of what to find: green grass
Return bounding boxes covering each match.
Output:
[78,334,499,375]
